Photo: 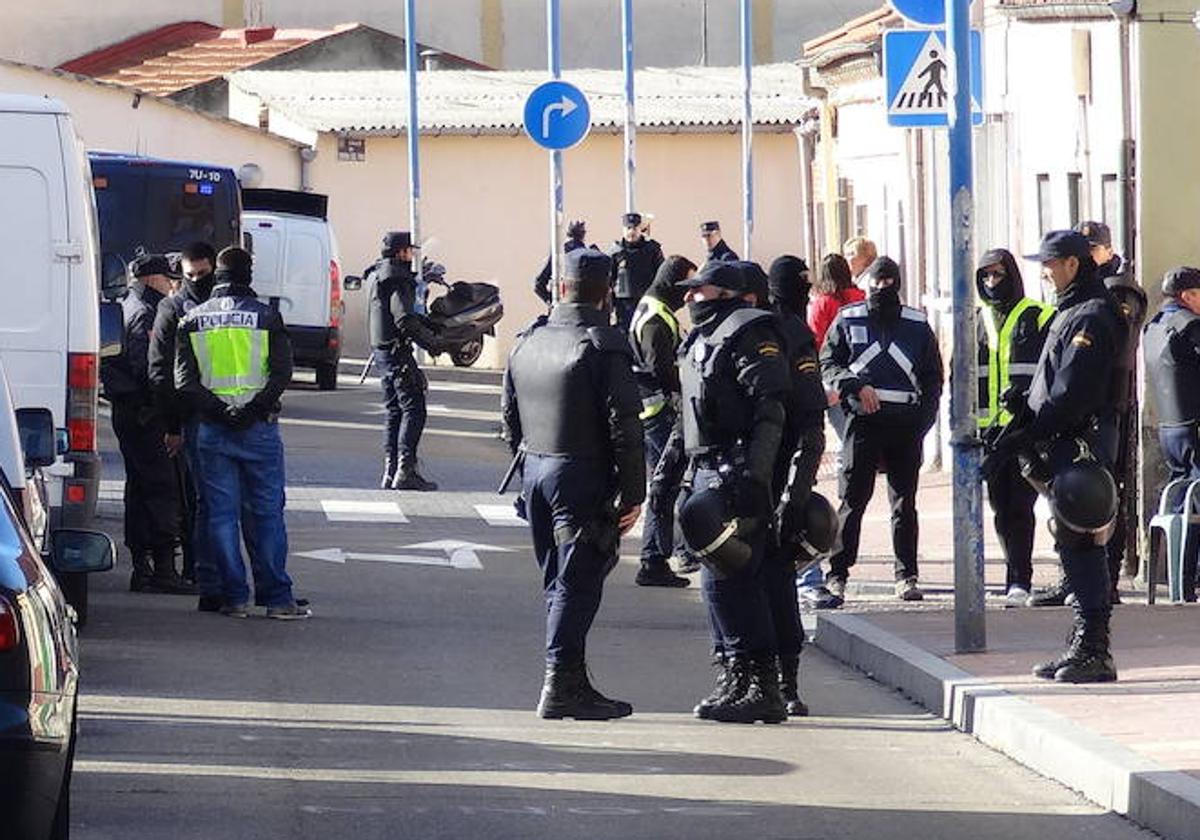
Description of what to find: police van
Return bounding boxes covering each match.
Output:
[242,189,344,390]
[0,95,120,619]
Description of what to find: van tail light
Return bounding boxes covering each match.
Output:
[67,352,98,453]
[0,597,19,652]
[329,260,342,332]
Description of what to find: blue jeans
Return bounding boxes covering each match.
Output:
[796,563,824,589]
[195,420,294,608]
[183,421,219,599]
[640,406,682,566]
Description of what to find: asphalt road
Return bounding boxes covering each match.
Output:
[72,365,1154,840]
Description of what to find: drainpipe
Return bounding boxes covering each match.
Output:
[299,146,317,193]
[794,123,818,260]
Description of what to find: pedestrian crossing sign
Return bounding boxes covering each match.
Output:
[884,29,983,128]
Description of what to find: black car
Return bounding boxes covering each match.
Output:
[1,407,114,840]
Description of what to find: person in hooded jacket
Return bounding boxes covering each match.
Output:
[974,248,1055,605]
[631,255,695,588]
[365,231,441,491]
[821,257,944,603]
[534,219,589,306]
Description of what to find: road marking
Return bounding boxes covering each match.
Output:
[401,539,513,569]
[320,500,408,523]
[278,416,497,440]
[294,545,496,570]
[474,504,525,527]
[361,403,501,422]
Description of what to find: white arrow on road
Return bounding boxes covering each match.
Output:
[541,95,578,139]
[401,540,514,570]
[295,541,512,571]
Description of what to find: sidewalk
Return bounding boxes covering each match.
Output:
[815,606,1200,840]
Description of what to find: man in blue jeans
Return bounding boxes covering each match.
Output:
[175,246,308,620]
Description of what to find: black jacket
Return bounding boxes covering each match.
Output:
[533,236,587,306]
[502,303,645,508]
[1143,302,1200,427]
[608,237,665,301]
[174,282,294,427]
[366,258,438,351]
[148,274,213,434]
[101,282,165,404]
[707,239,739,263]
[630,264,687,400]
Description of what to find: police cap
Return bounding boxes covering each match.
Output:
[128,253,178,280]
[564,247,611,284]
[1075,220,1112,248]
[734,261,769,304]
[1162,266,1200,297]
[622,212,642,228]
[700,220,721,234]
[1028,230,1091,263]
[677,259,744,291]
[381,231,415,256]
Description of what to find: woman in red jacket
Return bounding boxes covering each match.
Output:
[807,253,865,349]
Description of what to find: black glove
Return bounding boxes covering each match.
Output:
[734,472,771,522]
[647,479,673,518]
[222,404,258,431]
[981,427,1031,482]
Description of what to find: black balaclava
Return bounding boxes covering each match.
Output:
[865,256,902,317]
[183,269,215,303]
[975,248,1024,312]
[685,262,744,326]
[768,255,811,315]
[647,255,693,311]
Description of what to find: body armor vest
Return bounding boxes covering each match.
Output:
[1144,306,1200,426]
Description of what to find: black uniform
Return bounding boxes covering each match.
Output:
[707,239,739,264]
[609,236,665,333]
[502,275,644,719]
[366,256,439,489]
[821,264,943,591]
[533,235,587,306]
[974,249,1054,595]
[1143,288,1200,599]
[100,276,184,590]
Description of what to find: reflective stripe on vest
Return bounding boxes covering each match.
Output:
[631,296,680,420]
[190,324,269,408]
[978,297,1055,429]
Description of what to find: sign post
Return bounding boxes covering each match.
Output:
[739,0,754,259]
[547,0,563,304]
[621,0,636,215]
[404,0,422,288]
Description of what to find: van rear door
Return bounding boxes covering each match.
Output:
[244,213,329,328]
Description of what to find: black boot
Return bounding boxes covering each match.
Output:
[1028,578,1071,607]
[381,455,398,489]
[146,546,197,595]
[693,653,736,720]
[1054,616,1118,683]
[129,550,154,593]
[708,655,788,724]
[393,457,438,491]
[779,655,809,717]
[1032,618,1083,679]
[635,561,689,588]
[536,662,632,720]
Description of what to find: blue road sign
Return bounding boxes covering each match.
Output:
[884,29,983,128]
[888,0,948,26]
[523,80,591,150]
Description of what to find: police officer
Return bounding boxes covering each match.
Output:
[101,253,193,595]
[176,247,309,620]
[534,219,588,306]
[700,221,738,264]
[986,230,1127,682]
[652,260,792,724]
[501,248,644,720]
[821,257,944,603]
[365,231,439,491]
[974,248,1055,605]
[1076,221,1125,282]
[1142,266,1200,601]
[630,255,695,588]
[149,241,221,608]
[609,213,665,333]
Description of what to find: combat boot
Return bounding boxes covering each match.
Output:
[1054,617,1118,683]
[1032,618,1083,680]
[779,655,809,717]
[1028,578,1071,607]
[128,550,154,593]
[537,662,632,720]
[146,546,198,595]
[393,458,438,492]
[693,653,736,720]
[708,655,788,724]
[381,455,399,489]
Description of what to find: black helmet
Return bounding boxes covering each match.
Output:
[1050,459,1117,535]
[779,493,838,566]
[678,488,752,577]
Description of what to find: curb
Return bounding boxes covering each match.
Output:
[815,613,1200,840]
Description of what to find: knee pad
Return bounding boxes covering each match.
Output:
[1051,515,1114,550]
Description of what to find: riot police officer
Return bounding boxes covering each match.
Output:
[630,255,695,588]
[986,230,1128,683]
[609,213,665,333]
[700,221,739,264]
[101,254,194,595]
[1142,266,1200,601]
[366,231,439,491]
[974,248,1055,605]
[534,219,589,306]
[821,257,943,602]
[501,248,645,720]
[652,260,792,724]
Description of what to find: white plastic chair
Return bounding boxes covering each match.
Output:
[1146,478,1200,604]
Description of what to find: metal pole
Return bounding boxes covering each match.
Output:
[404,0,424,308]
[621,0,637,215]
[548,0,564,305]
[739,0,753,260]
[947,0,985,653]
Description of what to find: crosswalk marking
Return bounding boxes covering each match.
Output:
[320,499,409,523]
[473,504,525,527]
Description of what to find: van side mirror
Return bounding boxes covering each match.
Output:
[343,275,363,292]
[50,529,116,574]
[14,408,56,469]
[99,301,124,359]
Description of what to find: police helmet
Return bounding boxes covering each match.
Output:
[678,487,752,577]
[793,493,838,559]
[1050,459,1117,535]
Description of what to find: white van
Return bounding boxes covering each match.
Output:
[0,95,118,617]
[242,189,344,390]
